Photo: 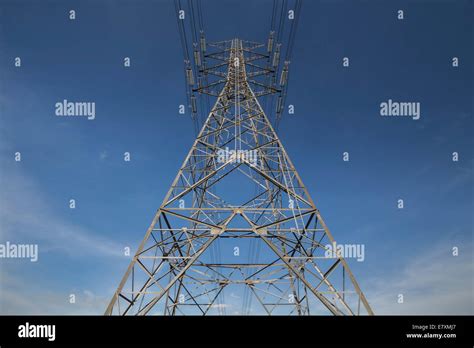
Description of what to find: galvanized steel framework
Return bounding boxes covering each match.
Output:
[105,39,373,316]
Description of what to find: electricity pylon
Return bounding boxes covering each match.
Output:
[105,38,373,316]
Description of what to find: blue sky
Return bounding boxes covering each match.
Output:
[0,0,472,314]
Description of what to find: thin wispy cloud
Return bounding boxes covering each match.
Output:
[0,272,111,314]
[0,168,123,259]
[366,239,473,315]
[99,150,108,161]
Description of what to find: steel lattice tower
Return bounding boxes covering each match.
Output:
[105,39,373,316]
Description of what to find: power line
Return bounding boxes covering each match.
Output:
[276,0,287,44]
[197,0,204,31]
[285,0,302,61]
[275,0,302,131]
[174,0,190,61]
[188,0,199,44]
[270,0,277,31]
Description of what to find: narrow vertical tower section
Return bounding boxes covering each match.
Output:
[105,39,373,316]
